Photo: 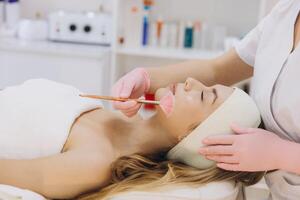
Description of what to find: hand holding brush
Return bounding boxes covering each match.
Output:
[79,91,174,117]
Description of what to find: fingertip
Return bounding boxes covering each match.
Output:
[125,113,134,118]
[127,100,138,107]
[120,80,135,98]
[113,101,137,111]
[217,163,238,171]
[230,123,239,130]
[217,163,227,169]
[230,123,245,133]
[198,148,206,155]
[198,150,203,155]
[112,101,122,109]
[124,110,137,118]
[205,155,212,160]
[138,96,146,101]
[123,100,137,108]
[119,91,130,98]
[202,138,210,144]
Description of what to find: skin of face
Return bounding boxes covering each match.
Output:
[155,77,234,142]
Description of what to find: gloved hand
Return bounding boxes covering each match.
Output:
[111,68,151,117]
[199,123,286,172]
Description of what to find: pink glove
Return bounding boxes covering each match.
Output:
[111,68,151,117]
[199,124,286,172]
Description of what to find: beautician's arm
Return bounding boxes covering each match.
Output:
[147,48,253,93]
[0,149,110,199]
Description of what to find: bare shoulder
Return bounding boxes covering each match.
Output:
[54,146,113,197]
[63,108,114,152]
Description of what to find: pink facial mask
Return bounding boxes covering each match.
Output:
[159,91,175,118]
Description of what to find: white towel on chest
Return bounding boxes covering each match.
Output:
[0,79,103,159]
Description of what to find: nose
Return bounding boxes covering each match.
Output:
[184,77,207,91]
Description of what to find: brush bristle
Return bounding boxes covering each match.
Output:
[159,91,175,117]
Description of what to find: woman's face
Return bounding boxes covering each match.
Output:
[155,78,234,142]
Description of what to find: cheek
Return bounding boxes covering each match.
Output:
[158,108,188,135]
[185,95,194,102]
[157,94,203,136]
[164,105,199,132]
[177,96,200,116]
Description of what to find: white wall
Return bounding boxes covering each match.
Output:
[259,0,279,19]
[20,0,261,36]
[118,0,261,38]
[20,0,111,19]
[152,0,261,36]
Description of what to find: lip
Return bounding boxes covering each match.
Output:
[169,83,177,95]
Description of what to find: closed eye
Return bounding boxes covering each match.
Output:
[212,88,218,104]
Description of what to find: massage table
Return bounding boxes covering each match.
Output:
[0,185,46,200]
[0,181,242,200]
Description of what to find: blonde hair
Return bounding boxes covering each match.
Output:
[79,151,264,200]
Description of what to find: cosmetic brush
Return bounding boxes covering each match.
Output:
[79,94,160,105]
[80,92,175,117]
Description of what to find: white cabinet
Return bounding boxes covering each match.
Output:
[0,38,111,104]
[111,0,263,83]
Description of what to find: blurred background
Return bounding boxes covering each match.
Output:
[0,0,278,96]
[0,0,278,198]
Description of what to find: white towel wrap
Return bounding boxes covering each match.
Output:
[0,79,103,159]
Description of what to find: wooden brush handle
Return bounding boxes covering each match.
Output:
[80,94,160,105]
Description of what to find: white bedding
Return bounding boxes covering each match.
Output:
[0,185,45,200]
[0,181,242,200]
[111,181,242,200]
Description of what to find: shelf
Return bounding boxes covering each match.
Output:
[115,47,223,60]
[0,37,111,59]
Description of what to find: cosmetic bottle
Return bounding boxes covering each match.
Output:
[155,17,163,47]
[184,21,193,48]
[169,22,178,48]
[178,21,185,49]
[5,0,20,29]
[193,21,202,49]
[0,0,4,26]
[160,22,168,48]
[142,5,150,46]
[149,21,157,47]
[125,5,142,48]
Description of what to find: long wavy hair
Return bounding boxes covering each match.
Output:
[78,150,265,200]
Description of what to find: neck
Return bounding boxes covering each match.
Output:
[106,114,176,158]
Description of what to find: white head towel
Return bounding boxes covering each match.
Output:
[167,88,261,169]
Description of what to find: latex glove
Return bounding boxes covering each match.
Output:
[199,123,286,172]
[111,68,150,117]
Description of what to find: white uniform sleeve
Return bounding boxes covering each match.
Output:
[234,0,286,67]
[234,16,269,67]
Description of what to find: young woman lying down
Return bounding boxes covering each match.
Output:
[0,78,264,200]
